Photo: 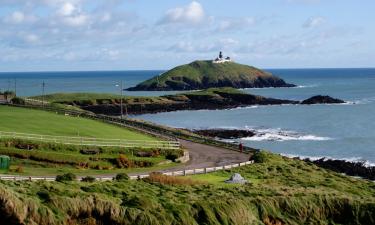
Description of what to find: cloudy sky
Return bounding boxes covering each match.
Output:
[0,0,374,71]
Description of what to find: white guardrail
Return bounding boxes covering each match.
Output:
[0,131,180,150]
[0,161,254,182]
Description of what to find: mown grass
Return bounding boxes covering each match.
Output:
[0,151,374,225]
[0,105,156,140]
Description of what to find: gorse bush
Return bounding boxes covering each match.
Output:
[114,173,129,181]
[81,176,96,183]
[252,150,269,163]
[56,173,76,182]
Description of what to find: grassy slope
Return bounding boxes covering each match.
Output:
[132,60,280,90]
[0,105,155,140]
[0,152,374,225]
[30,87,248,105]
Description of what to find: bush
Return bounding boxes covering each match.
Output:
[37,190,51,202]
[252,151,268,163]
[11,97,25,105]
[81,176,96,183]
[116,154,132,168]
[56,173,77,182]
[114,173,129,181]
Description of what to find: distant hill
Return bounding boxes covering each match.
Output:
[127,60,295,91]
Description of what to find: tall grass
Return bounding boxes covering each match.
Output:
[0,151,374,225]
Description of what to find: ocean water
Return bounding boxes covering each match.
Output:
[1,68,375,164]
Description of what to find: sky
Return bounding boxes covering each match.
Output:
[0,0,374,72]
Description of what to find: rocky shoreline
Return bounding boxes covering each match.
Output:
[193,129,255,139]
[70,90,346,116]
[303,158,375,181]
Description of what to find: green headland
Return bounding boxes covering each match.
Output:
[127,60,295,91]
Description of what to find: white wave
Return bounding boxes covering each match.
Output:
[227,105,259,111]
[280,153,375,167]
[353,97,375,105]
[293,84,318,88]
[242,128,333,142]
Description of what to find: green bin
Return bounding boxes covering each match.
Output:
[0,155,10,170]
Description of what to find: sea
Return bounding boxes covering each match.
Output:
[1,68,374,165]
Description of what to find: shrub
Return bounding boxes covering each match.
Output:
[252,151,269,163]
[81,176,96,183]
[10,97,25,105]
[56,173,77,182]
[115,154,132,168]
[15,165,24,173]
[37,190,51,202]
[114,173,129,181]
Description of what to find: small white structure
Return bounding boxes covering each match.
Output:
[213,51,232,64]
[225,173,248,184]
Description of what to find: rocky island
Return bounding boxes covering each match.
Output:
[127,52,295,91]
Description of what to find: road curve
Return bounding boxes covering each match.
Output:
[0,139,251,180]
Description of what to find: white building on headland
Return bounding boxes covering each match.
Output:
[212,51,232,64]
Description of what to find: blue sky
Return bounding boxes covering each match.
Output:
[0,0,374,71]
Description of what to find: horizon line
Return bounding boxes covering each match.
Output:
[1,67,375,74]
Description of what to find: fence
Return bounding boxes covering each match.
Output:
[0,131,180,150]
[0,161,254,182]
[6,103,259,153]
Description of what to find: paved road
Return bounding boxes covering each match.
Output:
[177,139,249,168]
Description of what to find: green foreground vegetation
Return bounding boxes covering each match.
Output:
[0,138,182,176]
[0,152,374,225]
[0,105,155,140]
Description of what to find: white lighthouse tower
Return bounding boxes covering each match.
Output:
[213,51,232,64]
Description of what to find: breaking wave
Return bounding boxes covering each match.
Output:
[241,128,333,142]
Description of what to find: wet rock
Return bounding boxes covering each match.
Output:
[194,129,255,139]
[301,95,345,105]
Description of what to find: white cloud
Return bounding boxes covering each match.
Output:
[9,11,25,23]
[62,14,89,26]
[3,11,38,24]
[303,17,325,28]
[58,2,76,16]
[217,17,256,31]
[159,1,205,25]
[24,34,40,44]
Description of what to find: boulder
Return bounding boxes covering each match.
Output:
[225,173,248,184]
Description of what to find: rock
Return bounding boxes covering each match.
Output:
[194,129,255,139]
[303,158,375,180]
[301,95,345,105]
[225,173,248,184]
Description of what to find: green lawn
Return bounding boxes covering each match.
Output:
[0,105,155,140]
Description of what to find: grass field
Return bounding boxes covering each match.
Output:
[0,105,155,140]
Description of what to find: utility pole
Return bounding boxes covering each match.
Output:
[120,81,123,120]
[14,78,17,96]
[42,81,45,107]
